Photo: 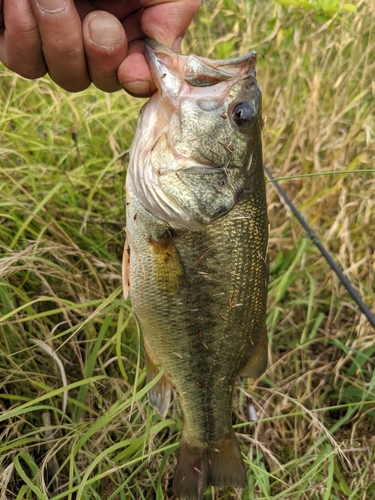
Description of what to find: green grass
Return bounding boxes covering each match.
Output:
[1,0,375,498]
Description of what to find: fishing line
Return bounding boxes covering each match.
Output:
[264,164,375,330]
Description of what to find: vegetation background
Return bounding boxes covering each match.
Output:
[0,0,374,498]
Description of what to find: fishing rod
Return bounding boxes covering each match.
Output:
[264,164,375,331]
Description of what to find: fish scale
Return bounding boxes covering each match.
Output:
[127,189,268,434]
[124,39,268,500]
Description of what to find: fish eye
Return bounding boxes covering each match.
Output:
[231,102,256,127]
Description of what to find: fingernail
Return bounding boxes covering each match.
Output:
[123,81,150,95]
[88,14,123,48]
[172,36,183,53]
[35,0,67,13]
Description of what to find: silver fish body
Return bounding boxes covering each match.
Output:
[124,40,268,500]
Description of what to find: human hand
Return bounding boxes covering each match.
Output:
[0,0,201,95]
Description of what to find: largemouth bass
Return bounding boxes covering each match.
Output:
[124,39,268,500]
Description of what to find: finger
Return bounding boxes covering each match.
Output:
[82,11,127,92]
[30,0,90,92]
[0,0,47,79]
[78,0,139,19]
[116,8,156,97]
[120,0,201,96]
[118,42,157,97]
[139,0,201,50]
[0,0,4,34]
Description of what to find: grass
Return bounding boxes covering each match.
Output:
[0,0,374,498]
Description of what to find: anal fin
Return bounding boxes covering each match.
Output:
[240,329,268,378]
[144,343,173,418]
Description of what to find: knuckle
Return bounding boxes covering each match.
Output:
[48,42,82,62]
[44,32,84,62]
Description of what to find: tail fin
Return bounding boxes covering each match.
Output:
[173,432,247,500]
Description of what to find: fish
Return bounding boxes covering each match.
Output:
[123,39,269,500]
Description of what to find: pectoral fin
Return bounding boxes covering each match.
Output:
[149,230,185,295]
[122,235,130,299]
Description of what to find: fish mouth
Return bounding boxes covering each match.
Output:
[144,38,174,58]
[144,38,258,90]
[144,38,257,69]
[144,38,179,94]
